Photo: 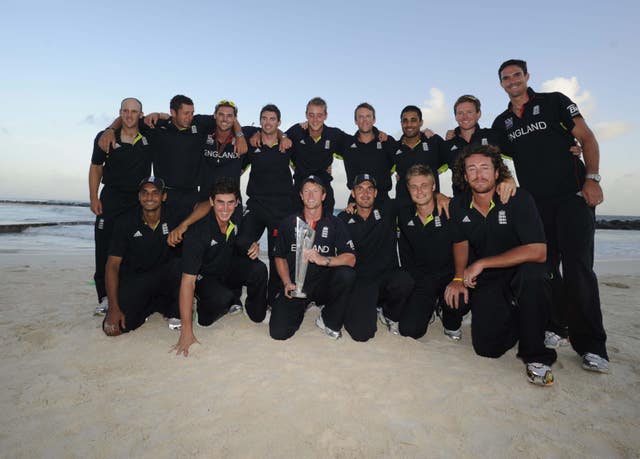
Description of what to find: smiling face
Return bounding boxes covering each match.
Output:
[306,104,327,132]
[215,105,236,133]
[260,110,280,136]
[355,107,375,134]
[210,192,238,225]
[120,98,142,130]
[407,173,435,207]
[170,103,194,130]
[464,153,499,194]
[499,64,530,99]
[401,110,423,139]
[138,183,165,211]
[300,181,325,211]
[455,101,481,131]
[352,181,377,209]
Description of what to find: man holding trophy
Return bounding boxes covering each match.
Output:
[270,175,357,340]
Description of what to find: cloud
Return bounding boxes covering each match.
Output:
[80,114,112,126]
[593,121,634,141]
[0,126,8,135]
[419,88,450,134]
[541,76,595,118]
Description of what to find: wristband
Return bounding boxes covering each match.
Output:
[452,277,463,282]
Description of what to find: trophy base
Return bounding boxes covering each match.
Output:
[289,291,307,299]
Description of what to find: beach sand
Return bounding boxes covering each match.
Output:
[0,251,638,458]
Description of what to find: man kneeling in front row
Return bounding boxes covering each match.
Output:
[173,178,268,356]
[444,145,557,386]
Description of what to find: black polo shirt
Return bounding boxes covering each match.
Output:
[392,133,446,202]
[492,88,586,200]
[108,205,182,274]
[243,136,295,201]
[286,124,348,188]
[143,115,216,191]
[441,125,509,195]
[181,211,240,278]
[91,130,153,192]
[337,199,398,279]
[199,128,245,197]
[449,189,546,266]
[274,212,355,283]
[397,202,453,277]
[335,127,395,197]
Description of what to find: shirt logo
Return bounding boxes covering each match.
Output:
[505,118,514,130]
[481,138,488,146]
[462,215,471,223]
[300,139,306,145]
[395,149,403,155]
[162,223,169,235]
[141,137,148,146]
[350,143,357,148]
[498,210,507,225]
[133,230,142,237]
[347,240,355,250]
[255,148,261,153]
[376,141,382,149]
[533,105,540,116]
[348,218,356,224]
[435,216,441,227]
[243,208,251,216]
[324,140,331,150]
[211,239,218,246]
[451,144,458,151]
[98,218,104,230]
[567,103,580,116]
[422,143,429,151]
[374,210,381,220]
[407,220,415,227]
[206,135,214,145]
[191,125,198,134]
[322,226,328,238]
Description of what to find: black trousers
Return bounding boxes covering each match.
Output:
[399,272,452,339]
[536,193,608,359]
[269,266,356,340]
[239,196,298,305]
[118,259,181,332]
[344,269,414,342]
[93,186,138,301]
[195,257,268,326]
[444,263,557,366]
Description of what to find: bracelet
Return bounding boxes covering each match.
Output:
[452,277,463,282]
[235,131,244,138]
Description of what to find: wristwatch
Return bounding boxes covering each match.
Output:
[585,173,601,182]
[325,256,331,266]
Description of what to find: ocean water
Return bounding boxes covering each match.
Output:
[1,203,639,261]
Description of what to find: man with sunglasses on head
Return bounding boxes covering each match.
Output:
[102,177,183,336]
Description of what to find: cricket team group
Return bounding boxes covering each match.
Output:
[89,59,608,386]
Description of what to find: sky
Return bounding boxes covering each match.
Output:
[0,0,638,215]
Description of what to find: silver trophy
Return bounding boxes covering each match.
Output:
[290,217,316,298]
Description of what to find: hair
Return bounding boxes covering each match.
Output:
[215,100,238,116]
[260,104,281,121]
[498,59,528,79]
[400,105,422,121]
[453,95,480,114]
[452,144,512,193]
[120,97,142,112]
[306,97,327,113]
[210,177,240,200]
[405,164,435,184]
[170,95,194,112]
[354,102,375,121]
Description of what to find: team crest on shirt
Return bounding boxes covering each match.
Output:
[133,230,142,238]
[141,136,148,146]
[567,104,580,116]
[191,125,198,134]
[376,141,382,149]
[324,140,331,150]
[211,239,218,246]
[481,138,488,146]
[498,210,507,225]
[162,223,169,235]
[206,135,215,145]
[435,216,441,227]
[533,105,540,116]
[98,218,105,230]
[505,118,514,130]
[374,210,381,220]
[322,226,328,238]
[422,143,429,151]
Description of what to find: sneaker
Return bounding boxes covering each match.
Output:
[228,304,243,315]
[526,363,554,387]
[315,315,341,340]
[582,353,609,373]
[167,318,182,330]
[262,309,271,324]
[443,327,462,341]
[94,297,108,315]
[377,309,399,335]
[544,331,570,349]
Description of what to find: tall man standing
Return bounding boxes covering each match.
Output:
[492,59,608,372]
[89,97,153,314]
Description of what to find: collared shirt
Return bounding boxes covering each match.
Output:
[337,199,398,278]
[492,87,585,200]
[182,211,239,277]
[91,129,153,192]
[243,132,295,200]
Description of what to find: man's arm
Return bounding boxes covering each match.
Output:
[571,117,603,207]
[303,249,356,268]
[98,117,122,151]
[103,256,125,336]
[464,243,546,289]
[172,273,199,357]
[168,201,211,247]
[445,241,470,309]
[275,257,295,298]
[88,164,103,215]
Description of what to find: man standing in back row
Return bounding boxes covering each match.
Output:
[492,59,608,372]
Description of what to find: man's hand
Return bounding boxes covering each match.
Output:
[168,223,188,247]
[172,331,199,357]
[90,197,103,216]
[247,242,260,260]
[279,136,292,151]
[98,129,116,152]
[435,193,451,219]
[249,131,262,148]
[284,282,296,298]
[422,128,435,139]
[303,248,324,265]
[235,135,248,155]
[344,202,356,214]
[445,129,455,141]
[570,144,583,157]
[144,113,160,128]
[378,130,389,142]
[496,177,517,204]
[462,261,484,288]
[582,179,604,207]
[444,279,468,309]
[103,307,125,336]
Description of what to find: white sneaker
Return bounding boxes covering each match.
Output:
[94,297,108,315]
[315,315,341,340]
[443,327,462,341]
[526,363,554,386]
[377,309,399,335]
[228,304,243,315]
[544,331,569,349]
[582,353,609,373]
[262,309,271,324]
[167,318,182,330]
